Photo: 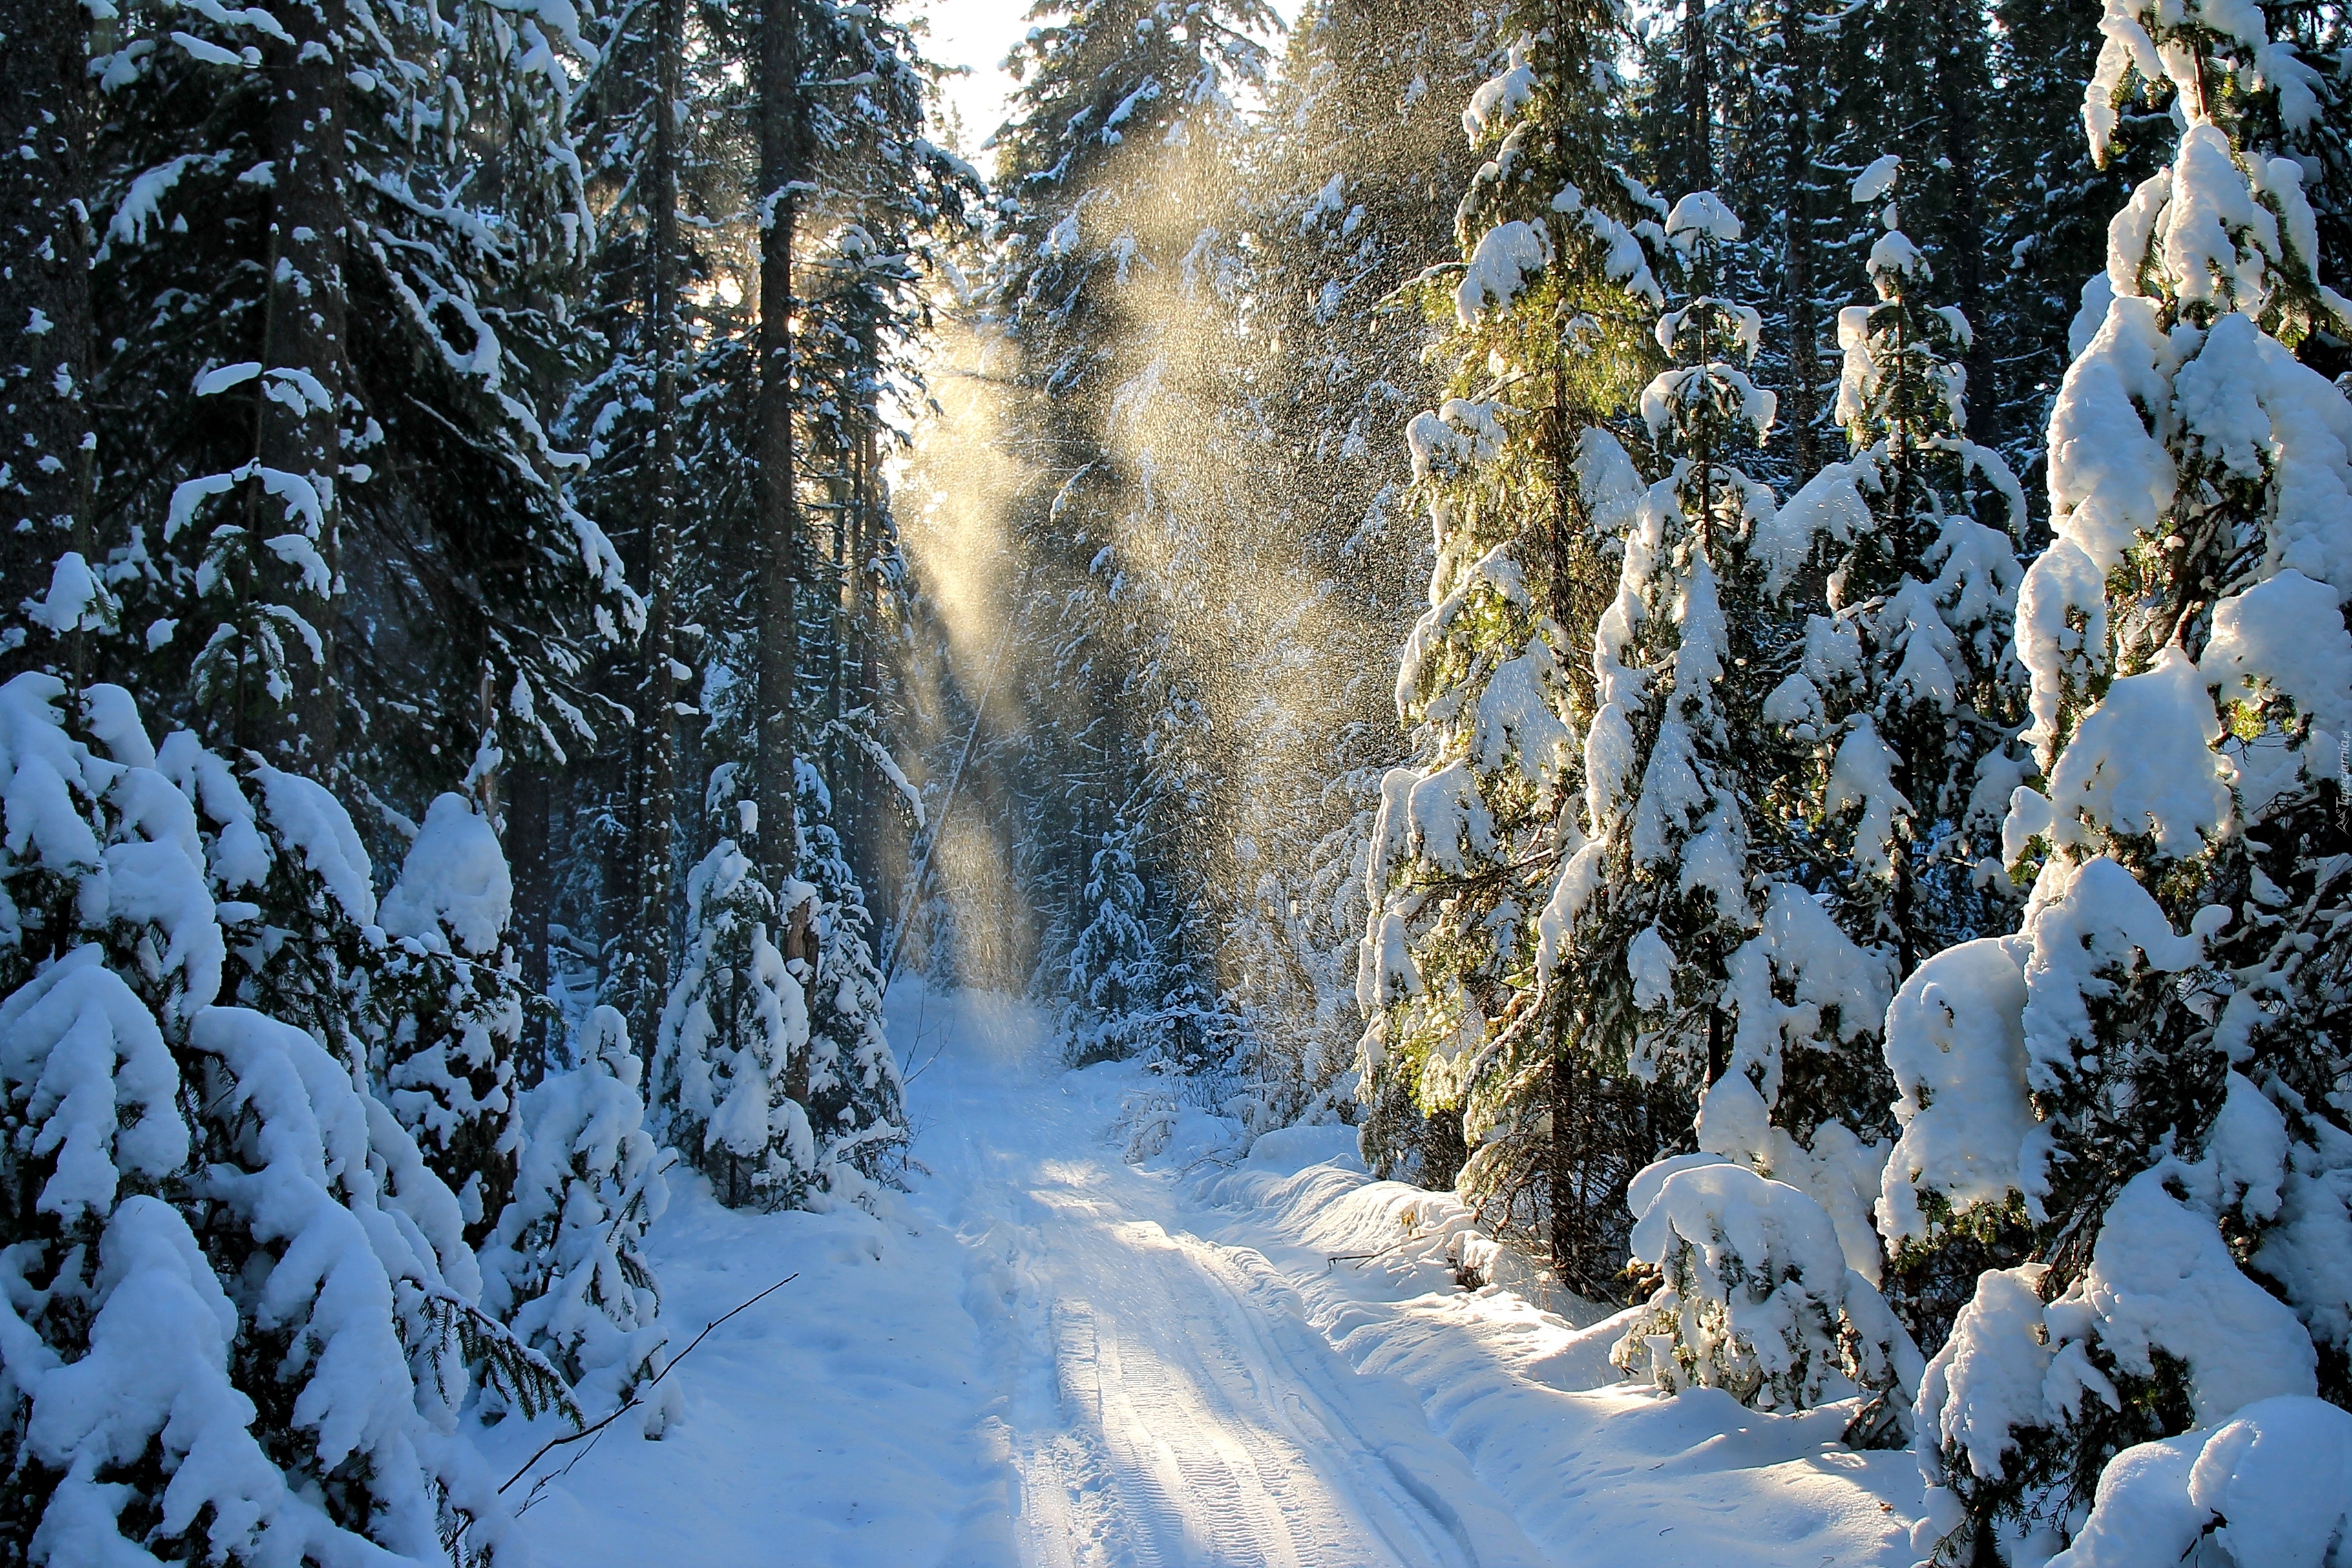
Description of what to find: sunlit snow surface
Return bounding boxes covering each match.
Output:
[490,983,1916,1565]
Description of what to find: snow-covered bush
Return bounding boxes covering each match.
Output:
[482,1005,673,1421]
[372,793,534,1244]
[0,675,549,1564]
[1915,1149,2321,1563]
[653,825,821,1209]
[1613,1154,1922,1443]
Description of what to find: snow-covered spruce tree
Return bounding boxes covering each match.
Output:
[1841,0,1999,450]
[1356,0,1665,1231]
[1541,196,1861,1189]
[481,1005,673,1422]
[1619,0,1849,486]
[652,775,822,1210]
[1886,5,2352,1558]
[1759,154,2032,1339]
[565,0,705,1055]
[371,794,536,1246]
[0,676,563,1564]
[1215,0,1502,1137]
[1542,195,1912,1427]
[1776,156,2028,979]
[1066,813,1161,1063]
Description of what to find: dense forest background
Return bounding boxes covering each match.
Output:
[7,0,2352,1560]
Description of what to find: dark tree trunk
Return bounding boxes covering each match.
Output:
[1937,0,1991,439]
[857,419,884,934]
[0,0,93,676]
[1548,1049,1577,1275]
[828,457,848,802]
[1684,0,1714,191]
[756,0,802,887]
[1780,0,1820,476]
[507,762,551,1081]
[258,0,350,773]
[635,0,683,1052]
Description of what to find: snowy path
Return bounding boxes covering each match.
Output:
[493,985,1918,1567]
[916,994,1551,1568]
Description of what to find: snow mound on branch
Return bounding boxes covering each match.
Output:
[1758,457,1874,596]
[2004,649,2229,861]
[1462,41,1536,140]
[2050,1396,2352,1568]
[1851,154,1902,205]
[1405,761,1497,877]
[2017,857,2199,1069]
[1456,220,1551,326]
[0,949,187,1221]
[2202,568,2352,734]
[249,763,376,925]
[2182,314,2352,598]
[1918,1264,2072,1487]
[2044,295,2175,574]
[1877,936,2035,1248]
[380,792,512,956]
[1694,1074,1892,1284]
[2067,1162,2316,1425]
[1664,191,1741,249]
[1473,652,1573,788]
[1721,881,1893,1102]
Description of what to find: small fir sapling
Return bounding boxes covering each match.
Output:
[795,760,907,1186]
[373,793,536,1244]
[653,784,823,1209]
[1065,813,1162,1065]
[481,1005,675,1425]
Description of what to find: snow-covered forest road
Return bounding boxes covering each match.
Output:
[490,986,1918,1567]
[924,1008,1551,1568]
